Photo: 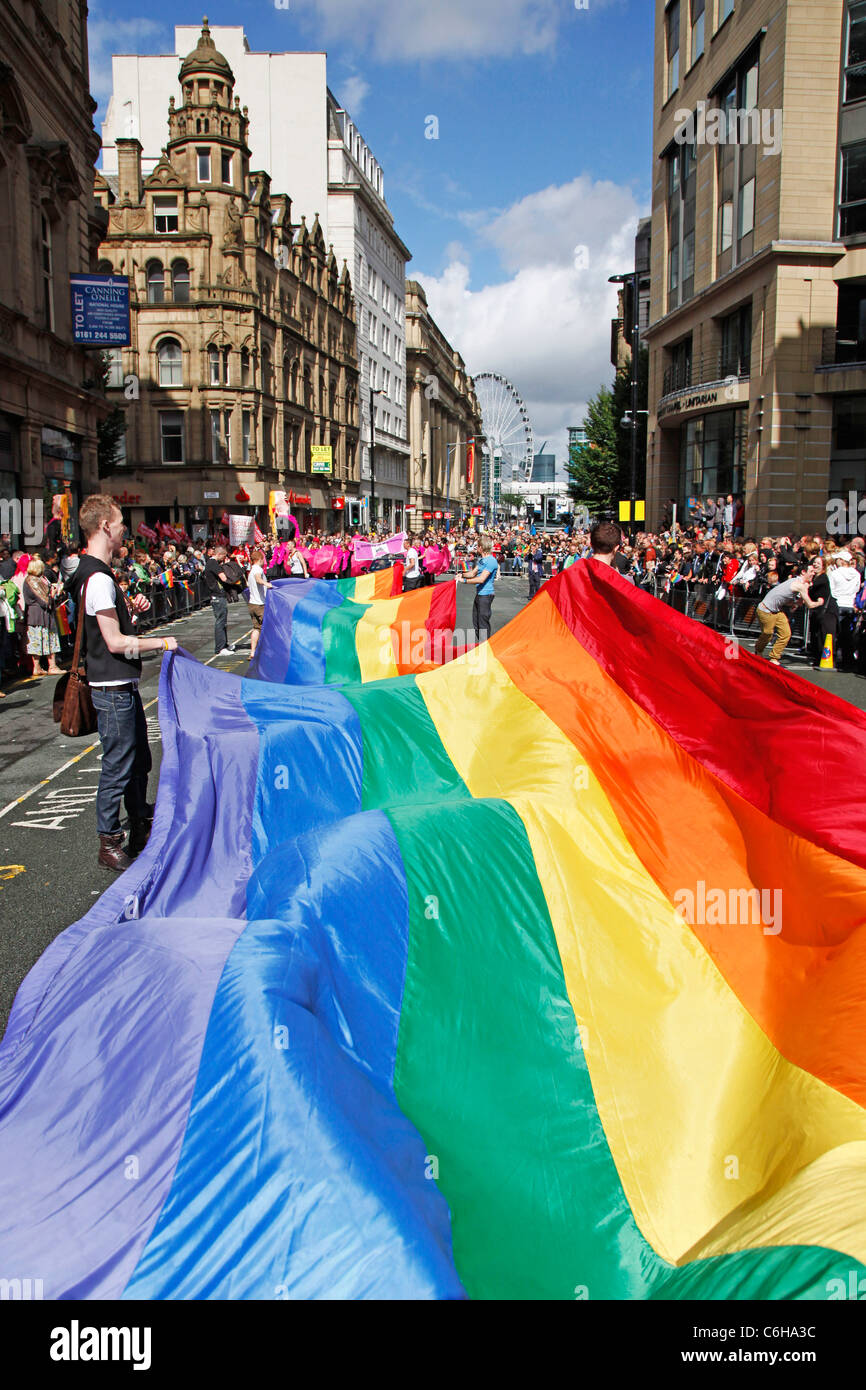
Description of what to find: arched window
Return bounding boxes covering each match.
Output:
[146,260,164,304]
[97,258,113,276]
[208,345,220,386]
[283,354,291,398]
[157,338,182,387]
[328,379,337,419]
[241,346,251,387]
[290,360,299,403]
[262,344,271,393]
[303,366,313,410]
[171,260,190,302]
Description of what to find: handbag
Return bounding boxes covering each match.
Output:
[53,577,98,737]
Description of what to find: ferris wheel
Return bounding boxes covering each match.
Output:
[474,373,534,482]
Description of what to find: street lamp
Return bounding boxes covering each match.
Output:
[445,438,474,532]
[428,424,440,521]
[369,386,384,529]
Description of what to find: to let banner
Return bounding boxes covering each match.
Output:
[311,445,333,475]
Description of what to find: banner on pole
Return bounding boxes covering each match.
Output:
[352,531,407,563]
[229,514,255,547]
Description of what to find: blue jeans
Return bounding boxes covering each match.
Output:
[91,687,151,835]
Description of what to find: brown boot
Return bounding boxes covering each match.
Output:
[127,818,151,859]
[98,832,132,872]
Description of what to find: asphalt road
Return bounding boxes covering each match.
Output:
[0,572,863,1039]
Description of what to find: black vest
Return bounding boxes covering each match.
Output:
[69,555,143,684]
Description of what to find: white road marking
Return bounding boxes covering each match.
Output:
[0,632,251,822]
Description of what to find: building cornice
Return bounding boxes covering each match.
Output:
[328,179,412,262]
[644,240,847,342]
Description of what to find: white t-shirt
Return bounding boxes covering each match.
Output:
[84,571,139,687]
[404,546,420,579]
[248,563,267,605]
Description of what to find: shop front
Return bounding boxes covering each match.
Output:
[676,407,748,528]
[0,412,22,546]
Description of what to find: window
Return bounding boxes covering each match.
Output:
[664,335,693,395]
[841,141,866,235]
[153,196,178,234]
[224,410,232,464]
[105,348,124,388]
[667,2,681,99]
[221,151,232,184]
[383,284,390,313]
[171,260,190,302]
[718,0,734,24]
[383,327,390,356]
[241,346,251,387]
[262,345,272,393]
[834,282,866,362]
[223,348,230,386]
[210,409,221,464]
[158,339,183,387]
[146,261,165,305]
[716,55,759,274]
[41,213,54,331]
[160,411,184,464]
[667,140,696,308]
[243,410,251,463]
[197,148,211,183]
[720,302,752,377]
[208,345,220,385]
[846,3,866,104]
[691,0,705,62]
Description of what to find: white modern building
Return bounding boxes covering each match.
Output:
[100,21,411,525]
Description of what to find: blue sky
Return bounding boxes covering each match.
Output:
[88,0,655,464]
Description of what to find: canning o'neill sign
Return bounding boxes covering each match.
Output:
[70,274,131,346]
[311,445,333,475]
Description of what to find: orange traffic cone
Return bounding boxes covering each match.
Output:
[820,633,835,670]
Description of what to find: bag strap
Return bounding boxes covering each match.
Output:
[71,575,90,675]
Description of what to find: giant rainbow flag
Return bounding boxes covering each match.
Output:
[251,574,456,685]
[1,561,865,1299]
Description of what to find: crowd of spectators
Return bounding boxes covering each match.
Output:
[2,510,866,693]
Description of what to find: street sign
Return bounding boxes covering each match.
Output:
[204,491,220,500]
[444,511,453,518]
[70,274,130,346]
[422,511,432,519]
[311,445,333,475]
[434,510,443,519]
[332,497,345,510]
[405,504,416,511]
[471,506,483,516]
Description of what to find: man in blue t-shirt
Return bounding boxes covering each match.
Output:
[462,540,499,642]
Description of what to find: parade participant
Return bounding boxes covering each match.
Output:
[403,536,422,591]
[829,550,861,671]
[588,520,624,567]
[755,563,821,666]
[68,495,177,871]
[247,548,270,659]
[285,539,309,578]
[461,539,500,642]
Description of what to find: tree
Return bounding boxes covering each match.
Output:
[566,385,619,517]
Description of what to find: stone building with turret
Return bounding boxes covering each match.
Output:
[93,21,360,536]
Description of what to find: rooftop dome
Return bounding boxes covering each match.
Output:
[179,17,234,83]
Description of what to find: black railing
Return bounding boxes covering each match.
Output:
[662,351,751,398]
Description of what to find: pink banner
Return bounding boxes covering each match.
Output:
[352,532,407,564]
[421,544,452,575]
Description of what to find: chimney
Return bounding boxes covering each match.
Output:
[115,138,142,205]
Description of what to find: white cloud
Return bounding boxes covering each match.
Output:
[339,75,371,117]
[414,176,647,467]
[88,11,169,107]
[306,0,620,62]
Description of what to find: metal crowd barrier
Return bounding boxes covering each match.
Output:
[131,575,210,631]
[637,577,810,655]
